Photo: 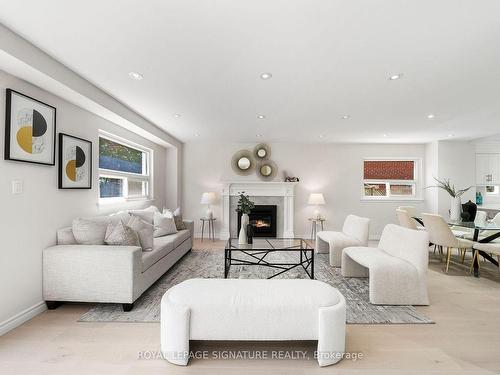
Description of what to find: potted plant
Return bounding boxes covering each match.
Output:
[427,178,472,221]
[235,192,255,244]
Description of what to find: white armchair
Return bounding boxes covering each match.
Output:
[316,215,370,267]
[341,224,430,305]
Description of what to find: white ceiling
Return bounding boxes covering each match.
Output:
[1,0,500,144]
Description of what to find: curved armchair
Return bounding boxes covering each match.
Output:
[316,215,370,267]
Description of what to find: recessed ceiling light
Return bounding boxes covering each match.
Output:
[341,115,350,120]
[174,113,181,118]
[257,115,266,119]
[256,134,263,137]
[388,73,403,80]
[194,133,199,137]
[448,133,454,138]
[383,133,388,137]
[128,71,144,80]
[319,134,325,138]
[427,114,435,119]
[260,72,272,80]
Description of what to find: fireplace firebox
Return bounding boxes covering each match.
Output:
[238,205,277,238]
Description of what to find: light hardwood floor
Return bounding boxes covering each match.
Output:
[1,239,500,374]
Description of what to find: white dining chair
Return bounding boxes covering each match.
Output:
[396,209,417,230]
[422,213,475,273]
[471,241,500,274]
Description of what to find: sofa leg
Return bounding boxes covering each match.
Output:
[122,303,134,312]
[46,301,63,310]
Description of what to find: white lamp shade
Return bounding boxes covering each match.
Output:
[308,193,325,205]
[200,192,216,204]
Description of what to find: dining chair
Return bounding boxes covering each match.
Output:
[421,213,475,273]
[396,209,417,230]
[471,241,500,274]
[398,206,418,219]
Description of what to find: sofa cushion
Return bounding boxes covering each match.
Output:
[173,229,191,248]
[142,235,176,272]
[57,227,78,245]
[343,246,416,274]
[72,216,110,245]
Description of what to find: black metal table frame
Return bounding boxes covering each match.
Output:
[224,238,314,279]
[413,217,500,277]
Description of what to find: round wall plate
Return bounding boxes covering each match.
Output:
[231,149,255,175]
[256,159,278,180]
[253,143,271,160]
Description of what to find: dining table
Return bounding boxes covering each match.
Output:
[413,217,500,277]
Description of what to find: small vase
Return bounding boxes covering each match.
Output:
[450,196,462,221]
[246,223,254,244]
[239,213,249,244]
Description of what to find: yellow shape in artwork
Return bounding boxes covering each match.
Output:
[66,160,77,182]
[16,126,33,153]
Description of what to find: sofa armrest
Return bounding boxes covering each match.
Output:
[183,220,194,237]
[43,245,142,303]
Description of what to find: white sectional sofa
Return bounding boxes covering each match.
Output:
[43,210,193,311]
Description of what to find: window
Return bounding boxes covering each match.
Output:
[98,132,152,202]
[362,159,420,200]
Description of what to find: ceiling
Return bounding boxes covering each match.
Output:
[1,0,500,144]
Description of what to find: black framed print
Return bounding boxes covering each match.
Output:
[58,133,92,189]
[4,89,57,165]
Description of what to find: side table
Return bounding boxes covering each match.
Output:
[200,218,216,242]
[308,217,326,241]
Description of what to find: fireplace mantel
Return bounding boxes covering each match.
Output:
[219,181,298,240]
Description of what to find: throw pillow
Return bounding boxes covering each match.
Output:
[127,215,154,251]
[72,216,110,245]
[153,211,177,237]
[144,205,160,213]
[104,221,140,247]
[128,209,154,224]
[163,207,187,230]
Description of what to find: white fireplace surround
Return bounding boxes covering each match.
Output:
[220,181,298,240]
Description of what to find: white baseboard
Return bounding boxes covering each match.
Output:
[0,301,47,336]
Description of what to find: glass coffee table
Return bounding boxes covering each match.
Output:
[224,238,314,279]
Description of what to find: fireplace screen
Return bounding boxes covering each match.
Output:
[238,205,277,237]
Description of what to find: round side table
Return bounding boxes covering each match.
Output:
[200,218,216,242]
[308,217,326,241]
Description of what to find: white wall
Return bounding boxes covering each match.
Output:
[183,142,426,239]
[0,70,169,333]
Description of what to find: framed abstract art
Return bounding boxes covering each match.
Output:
[4,89,56,165]
[58,133,92,189]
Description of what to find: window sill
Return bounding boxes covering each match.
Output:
[360,197,424,203]
[97,197,154,208]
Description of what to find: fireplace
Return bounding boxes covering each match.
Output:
[238,205,277,238]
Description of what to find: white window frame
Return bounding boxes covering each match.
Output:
[98,130,153,204]
[361,157,423,202]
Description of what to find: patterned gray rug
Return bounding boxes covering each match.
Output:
[79,249,433,324]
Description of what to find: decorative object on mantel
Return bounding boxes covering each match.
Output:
[427,177,472,221]
[58,133,92,189]
[231,149,255,175]
[4,88,57,165]
[284,175,300,182]
[253,143,271,160]
[257,159,278,180]
[200,192,216,218]
[308,193,326,219]
[235,192,255,244]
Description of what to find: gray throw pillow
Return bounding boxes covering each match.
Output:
[104,221,140,247]
[127,215,154,251]
[163,207,186,230]
[129,209,154,224]
[72,216,110,245]
[153,211,177,237]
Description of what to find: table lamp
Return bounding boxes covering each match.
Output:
[200,192,216,219]
[308,193,325,219]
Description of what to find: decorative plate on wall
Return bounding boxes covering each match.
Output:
[256,159,278,180]
[253,143,271,160]
[231,149,255,176]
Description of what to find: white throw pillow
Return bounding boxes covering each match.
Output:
[127,215,154,251]
[153,211,178,237]
[72,216,110,245]
[104,221,140,247]
[163,207,186,230]
[109,211,131,225]
[129,209,154,224]
[144,205,160,213]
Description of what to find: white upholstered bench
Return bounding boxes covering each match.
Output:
[161,278,346,367]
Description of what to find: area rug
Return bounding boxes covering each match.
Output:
[79,249,433,324]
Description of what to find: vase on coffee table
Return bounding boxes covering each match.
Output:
[239,214,249,244]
